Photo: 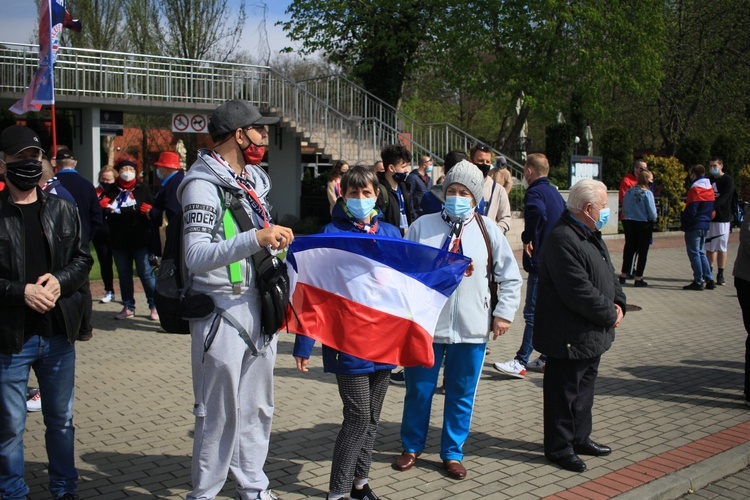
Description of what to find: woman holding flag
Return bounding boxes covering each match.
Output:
[395,160,522,479]
[293,166,401,500]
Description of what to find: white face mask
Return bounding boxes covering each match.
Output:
[119,170,136,182]
[522,176,529,189]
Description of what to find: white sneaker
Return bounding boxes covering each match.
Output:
[526,356,546,372]
[257,491,278,500]
[27,388,41,412]
[493,359,526,379]
[100,291,115,303]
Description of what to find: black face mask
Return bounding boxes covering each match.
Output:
[5,159,43,192]
[477,164,491,177]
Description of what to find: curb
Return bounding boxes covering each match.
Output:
[615,442,750,499]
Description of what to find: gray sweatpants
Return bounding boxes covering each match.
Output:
[187,290,276,500]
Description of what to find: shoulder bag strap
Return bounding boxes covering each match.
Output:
[475,214,498,306]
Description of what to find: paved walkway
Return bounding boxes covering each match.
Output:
[22,234,750,499]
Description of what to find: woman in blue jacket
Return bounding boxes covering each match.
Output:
[293,166,401,500]
[620,169,657,287]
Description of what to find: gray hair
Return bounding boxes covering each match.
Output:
[567,179,607,212]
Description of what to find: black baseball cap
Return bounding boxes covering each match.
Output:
[0,125,45,155]
[208,100,279,140]
[56,148,75,160]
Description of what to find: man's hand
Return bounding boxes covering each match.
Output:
[257,225,294,251]
[524,241,534,258]
[294,356,309,373]
[24,283,57,313]
[36,273,61,301]
[613,304,624,327]
[464,261,474,277]
[492,317,512,340]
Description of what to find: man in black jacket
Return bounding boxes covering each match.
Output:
[53,148,102,341]
[377,144,413,235]
[0,125,93,500]
[533,179,626,473]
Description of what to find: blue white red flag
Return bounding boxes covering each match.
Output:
[285,233,471,368]
[10,0,81,115]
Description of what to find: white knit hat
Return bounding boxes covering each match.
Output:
[443,160,484,204]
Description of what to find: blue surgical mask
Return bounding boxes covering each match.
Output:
[596,207,610,230]
[426,166,433,174]
[346,197,376,221]
[156,168,165,180]
[444,196,474,218]
[393,172,408,183]
[710,168,720,177]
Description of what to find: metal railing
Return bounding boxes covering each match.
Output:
[297,74,525,178]
[0,42,509,169]
[0,43,270,105]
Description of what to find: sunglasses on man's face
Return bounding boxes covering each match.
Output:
[475,144,491,152]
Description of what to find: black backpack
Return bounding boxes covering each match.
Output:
[153,211,191,334]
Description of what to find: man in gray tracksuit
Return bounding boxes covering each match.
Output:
[177,100,294,500]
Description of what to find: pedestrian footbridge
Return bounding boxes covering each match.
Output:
[0,42,522,222]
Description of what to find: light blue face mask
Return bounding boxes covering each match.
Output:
[444,195,474,217]
[426,166,433,174]
[156,168,165,180]
[595,207,610,230]
[346,196,376,221]
[710,168,720,177]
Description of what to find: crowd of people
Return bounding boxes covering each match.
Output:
[0,98,746,499]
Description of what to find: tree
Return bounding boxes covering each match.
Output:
[433,0,665,155]
[64,0,127,51]
[657,0,750,154]
[281,0,446,108]
[599,127,633,190]
[160,0,247,61]
[123,0,164,54]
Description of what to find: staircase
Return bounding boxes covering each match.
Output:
[296,74,525,178]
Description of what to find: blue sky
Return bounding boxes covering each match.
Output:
[0,1,299,58]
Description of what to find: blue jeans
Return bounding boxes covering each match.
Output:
[401,343,486,461]
[516,272,544,365]
[113,247,156,310]
[0,335,77,499]
[684,229,713,284]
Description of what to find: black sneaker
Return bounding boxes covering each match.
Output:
[56,494,79,500]
[351,483,380,500]
[717,274,725,285]
[618,276,627,284]
[634,280,648,287]
[389,369,405,385]
[683,281,704,291]
[705,280,716,290]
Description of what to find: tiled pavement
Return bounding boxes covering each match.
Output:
[22,233,750,499]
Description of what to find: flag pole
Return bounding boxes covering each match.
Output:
[51,104,57,159]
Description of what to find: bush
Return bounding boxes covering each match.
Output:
[736,164,750,202]
[643,155,686,231]
[599,127,633,190]
[508,185,526,212]
[676,137,709,170]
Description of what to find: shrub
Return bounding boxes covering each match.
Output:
[599,127,632,190]
[736,164,750,202]
[508,185,526,212]
[643,155,686,231]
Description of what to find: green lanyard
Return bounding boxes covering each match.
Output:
[222,208,243,294]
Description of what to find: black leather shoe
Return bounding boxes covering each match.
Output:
[574,440,612,457]
[548,453,587,472]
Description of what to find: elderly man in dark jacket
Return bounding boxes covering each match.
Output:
[533,178,627,473]
[0,125,93,499]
